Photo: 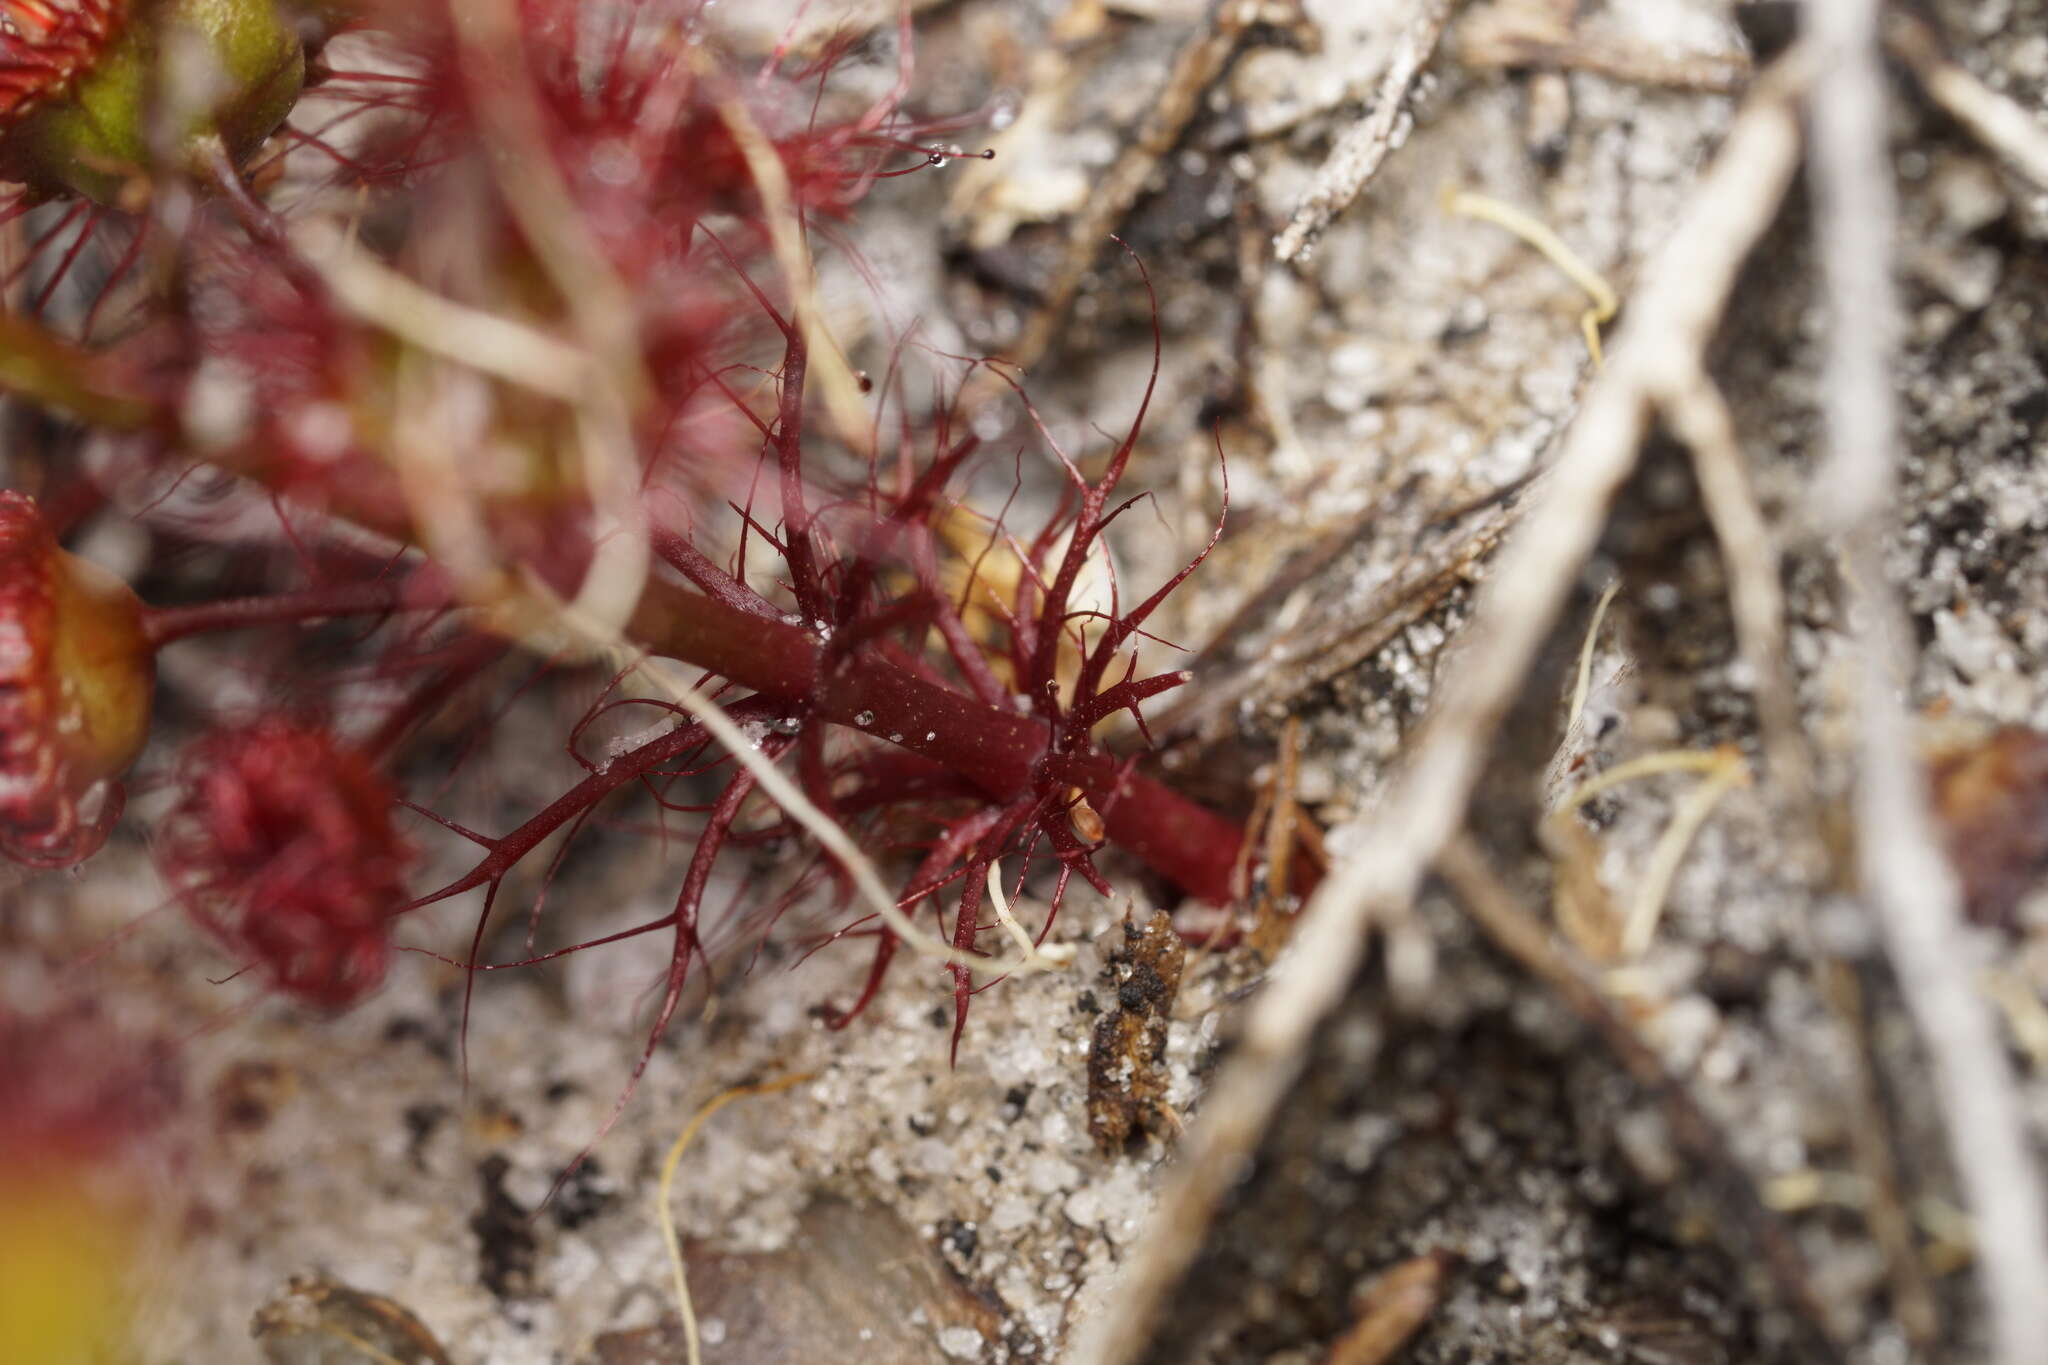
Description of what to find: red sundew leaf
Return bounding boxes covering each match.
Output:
[159,719,413,1008]
[0,0,125,127]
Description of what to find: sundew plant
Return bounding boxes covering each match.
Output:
[0,0,1256,1123]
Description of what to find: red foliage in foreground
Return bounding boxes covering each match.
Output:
[0,0,1253,1107]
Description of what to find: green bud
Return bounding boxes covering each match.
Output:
[1,0,304,205]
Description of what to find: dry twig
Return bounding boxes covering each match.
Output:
[1154,497,1515,754]
[1318,1253,1451,1365]
[1659,373,1812,812]
[1807,4,2048,1361]
[1457,3,1750,95]
[1005,0,1273,371]
[1075,50,1814,1365]
[1813,960,1941,1345]
[657,1074,814,1365]
[1274,0,1460,264]
[1887,12,2048,191]
[1434,835,1844,1355]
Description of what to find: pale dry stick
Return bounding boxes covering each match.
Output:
[387,358,516,607]
[1319,1253,1450,1365]
[447,0,647,406]
[1617,750,1746,957]
[1458,24,1750,95]
[303,212,654,667]
[1808,3,2048,1359]
[1549,748,1734,819]
[1764,1169,1976,1272]
[1506,0,1579,163]
[1659,371,1814,815]
[1982,969,2048,1069]
[986,861,1078,969]
[1005,0,1271,372]
[291,225,588,401]
[1274,0,1461,264]
[1566,578,1620,732]
[1813,959,1941,1344]
[700,48,875,461]
[1435,834,1844,1355]
[657,1073,814,1365]
[1887,13,2048,191]
[1074,51,1815,1365]
[448,0,653,642]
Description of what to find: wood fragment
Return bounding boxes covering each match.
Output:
[1659,371,1814,823]
[1154,497,1515,755]
[1274,0,1460,263]
[1319,1252,1453,1365]
[1809,1,2048,1353]
[252,1276,453,1365]
[1886,12,2048,191]
[1458,4,1750,96]
[1087,911,1188,1153]
[1248,715,1306,956]
[656,1074,815,1365]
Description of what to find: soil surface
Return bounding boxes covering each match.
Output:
[13,1,2048,1363]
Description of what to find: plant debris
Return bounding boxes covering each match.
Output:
[1087,910,1189,1155]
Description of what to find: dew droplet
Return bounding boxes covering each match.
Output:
[853,710,875,727]
[888,733,902,744]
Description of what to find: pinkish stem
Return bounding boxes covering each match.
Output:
[142,576,435,648]
[626,577,1244,902]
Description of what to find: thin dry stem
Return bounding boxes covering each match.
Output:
[441,0,654,644]
[657,1073,814,1365]
[1319,1253,1449,1365]
[1444,187,1617,365]
[1814,960,1941,1345]
[1659,371,1813,813]
[1274,0,1461,263]
[1888,13,2048,191]
[1457,6,1750,95]
[1005,0,1269,371]
[1077,51,1813,1365]
[1435,834,1843,1353]
[1567,578,1620,732]
[1618,748,1746,958]
[986,861,1077,969]
[1808,3,2048,1358]
[290,223,589,401]
[700,48,875,459]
